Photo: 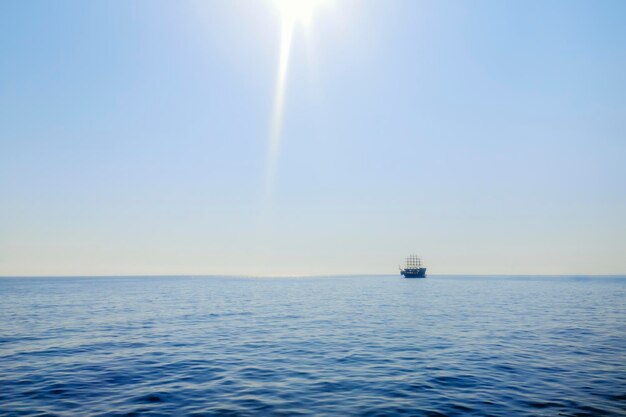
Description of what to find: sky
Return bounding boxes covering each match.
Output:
[1,0,625,276]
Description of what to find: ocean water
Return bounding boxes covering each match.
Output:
[1,275,625,416]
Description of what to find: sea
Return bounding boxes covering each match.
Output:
[1,275,625,416]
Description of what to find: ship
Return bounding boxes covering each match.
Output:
[400,255,427,278]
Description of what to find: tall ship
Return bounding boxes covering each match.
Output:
[400,255,427,278]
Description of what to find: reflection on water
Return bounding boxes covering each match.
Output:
[1,275,625,416]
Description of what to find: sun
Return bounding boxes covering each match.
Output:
[274,0,327,26]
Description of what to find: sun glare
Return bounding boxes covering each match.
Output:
[274,0,327,26]
[265,0,329,198]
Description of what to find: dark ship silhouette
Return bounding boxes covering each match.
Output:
[400,255,427,278]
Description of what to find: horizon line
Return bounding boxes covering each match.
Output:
[1,273,625,279]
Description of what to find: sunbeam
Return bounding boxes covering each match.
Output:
[266,19,294,198]
[265,0,328,198]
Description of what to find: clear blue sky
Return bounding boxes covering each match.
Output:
[1,0,624,276]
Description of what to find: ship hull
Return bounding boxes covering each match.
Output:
[401,268,427,278]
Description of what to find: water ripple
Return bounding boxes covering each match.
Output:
[1,275,625,416]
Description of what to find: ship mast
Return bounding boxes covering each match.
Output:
[406,255,421,269]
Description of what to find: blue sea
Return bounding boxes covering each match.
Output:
[1,275,625,416]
